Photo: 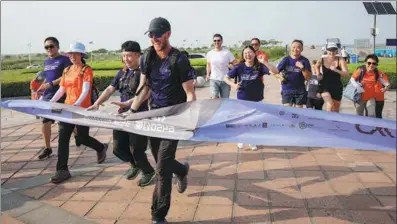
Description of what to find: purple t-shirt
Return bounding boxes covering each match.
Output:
[140,49,195,109]
[277,55,311,93]
[43,55,72,100]
[227,63,269,102]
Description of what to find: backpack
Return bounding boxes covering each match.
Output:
[342,65,369,103]
[355,65,379,82]
[141,46,182,81]
[64,65,99,105]
[139,46,188,105]
[118,66,141,99]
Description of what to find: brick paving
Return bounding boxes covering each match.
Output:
[1,69,396,223]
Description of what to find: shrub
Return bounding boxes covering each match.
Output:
[1,67,208,97]
[190,59,206,67]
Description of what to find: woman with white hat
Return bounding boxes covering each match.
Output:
[49,41,108,184]
[315,42,349,112]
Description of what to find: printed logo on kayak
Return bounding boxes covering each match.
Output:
[225,122,290,129]
[328,123,349,132]
[299,122,314,129]
[51,109,62,114]
[355,124,395,138]
[134,121,175,133]
[225,122,268,128]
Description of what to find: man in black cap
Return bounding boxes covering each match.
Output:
[116,17,196,224]
[88,41,155,187]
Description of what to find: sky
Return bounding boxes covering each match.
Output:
[1,1,396,54]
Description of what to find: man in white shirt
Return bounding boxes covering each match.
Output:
[340,46,349,63]
[206,34,236,98]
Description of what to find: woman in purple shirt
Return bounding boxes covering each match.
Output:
[224,45,278,151]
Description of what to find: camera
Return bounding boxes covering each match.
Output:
[281,71,289,84]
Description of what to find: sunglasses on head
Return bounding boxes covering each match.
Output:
[213,39,221,42]
[148,32,165,39]
[44,45,55,50]
[367,61,378,66]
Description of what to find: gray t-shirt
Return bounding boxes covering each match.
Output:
[306,75,321,99]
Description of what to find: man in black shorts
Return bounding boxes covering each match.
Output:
[122,17,196,224]
[36,37,72,160]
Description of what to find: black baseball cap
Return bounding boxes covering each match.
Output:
[144,17,171,35]
[121,41,141,53]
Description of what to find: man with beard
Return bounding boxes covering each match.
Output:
[118,17,196,224]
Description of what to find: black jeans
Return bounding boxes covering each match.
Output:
[128,133,154,174]
[364,100,384,118]
[113,130,136,166]
[150,137,187,221]
[57,122,104,171]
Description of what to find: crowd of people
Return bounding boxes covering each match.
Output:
[28,17,392,224]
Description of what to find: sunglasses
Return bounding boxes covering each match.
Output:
[44,45,55,50]
[251,43,260,46]
[213,39,221,42]
[148,32,165,39]
[367,62,378,66]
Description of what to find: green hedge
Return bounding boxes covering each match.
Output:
[17,59,207,74]
[1,67,207,98]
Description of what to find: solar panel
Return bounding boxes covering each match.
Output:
[363,2,397,15]
[363,2,377,14]
[373,2,388,15]
[383,2,397,14]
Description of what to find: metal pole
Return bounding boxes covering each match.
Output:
[285,44,288,56]
[28,43,32,65]
[373,14,377,54]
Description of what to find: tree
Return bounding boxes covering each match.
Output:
[93,48,108,54]
[260,40,268,47]
[242,40,251,47]
[268,39,277,46]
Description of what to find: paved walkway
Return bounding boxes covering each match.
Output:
[1,65,396,223]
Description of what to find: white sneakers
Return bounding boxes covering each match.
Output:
[237,143,258,151]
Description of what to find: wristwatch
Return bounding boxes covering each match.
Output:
[49,81,55,87]
[130,108,137,113]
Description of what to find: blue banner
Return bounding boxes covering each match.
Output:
[1,99,395,151]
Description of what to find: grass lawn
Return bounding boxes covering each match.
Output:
[347,57,396,74]
[1,69,119,83]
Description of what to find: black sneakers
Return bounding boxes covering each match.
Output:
[97,143,108,164]
[152,219,168,224]
[126,166,141,180]
[38,148,52,160]
[50,170,71,184]
[176,163,189,193]
[138,171,156,187]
